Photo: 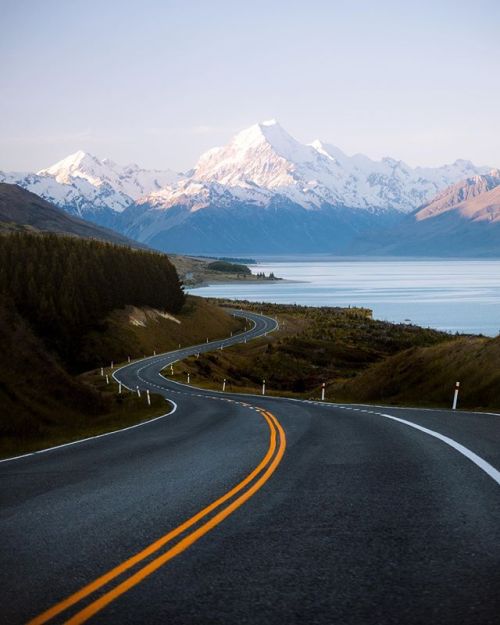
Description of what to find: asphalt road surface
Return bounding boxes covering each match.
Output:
[1,310,499,625]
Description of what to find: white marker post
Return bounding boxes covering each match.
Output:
[110,361,114,370]
[100,367,104,377]
[187,373,190,384]
[136,386,141,398]
[128,356,131,363]
[452,381,460,410]
[146,389,151,406]
[206,338,209,343]
[223,378,226,392]
[170,364,174,375]
[118,382,122,394]
[321,383,326,401]
[262,379,266,395]
[153,350,156,356]
[105,375,109,385]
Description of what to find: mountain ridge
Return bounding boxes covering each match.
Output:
[0,120,496,254]
[348,171,500,257]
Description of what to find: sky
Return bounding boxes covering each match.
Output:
[1,0,499,172]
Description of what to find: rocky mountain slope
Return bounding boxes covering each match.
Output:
[350,171,500,257]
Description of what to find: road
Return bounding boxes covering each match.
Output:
[1,310,499,625]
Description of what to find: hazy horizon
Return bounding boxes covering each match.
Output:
[1,0,499,172]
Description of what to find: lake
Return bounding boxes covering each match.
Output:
[188,258,500,336]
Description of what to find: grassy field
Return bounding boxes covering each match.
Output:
[166,300,500,411]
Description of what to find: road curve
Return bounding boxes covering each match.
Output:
[1,310,499,625]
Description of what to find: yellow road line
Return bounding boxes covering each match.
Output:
[28,409,285,625]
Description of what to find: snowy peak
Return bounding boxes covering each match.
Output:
[193,120,306,190]
[182,120,491,213]
[38,150,179,201]
[35,151,180,214]
[192,120,340,207]
[231,119,312,161]
[2,120,494,224]
[39,150,114,186]
[2,151,180,216]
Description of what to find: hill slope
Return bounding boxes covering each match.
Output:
[0,183,143,246]
[0,232,184,366]
[168,301,500,411]
[336,335,500,409]
[0,233,243,456]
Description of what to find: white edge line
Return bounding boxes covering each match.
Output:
[337,401,500,418]
[108,312,500,486]
[377,412,500,486]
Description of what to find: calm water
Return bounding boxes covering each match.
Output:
[189,259,500,336]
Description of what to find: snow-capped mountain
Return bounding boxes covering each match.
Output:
[1,120,494,253]
[38,150,179,205]
[140,120,488,215]
[0,151,179,224]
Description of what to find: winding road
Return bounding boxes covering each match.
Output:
[1,310,499,625]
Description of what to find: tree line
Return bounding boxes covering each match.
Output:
[0,233,185,366]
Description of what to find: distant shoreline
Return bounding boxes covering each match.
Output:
[187,277,303,289]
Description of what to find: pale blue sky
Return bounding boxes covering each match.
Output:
[1,0,499,171]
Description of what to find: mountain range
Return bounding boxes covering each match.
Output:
[1,120,498,255]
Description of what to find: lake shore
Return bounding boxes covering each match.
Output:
[169,253,304,288]
[187,258,500,336]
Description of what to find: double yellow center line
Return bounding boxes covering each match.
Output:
[28,408,286,624]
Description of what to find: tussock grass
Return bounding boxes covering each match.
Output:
[168,300,500,411]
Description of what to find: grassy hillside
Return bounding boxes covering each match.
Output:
[0,233,244,457]
[168,301,457,392]
[0,295,243,458]
[81,296,245,368]
[167,300,499,411]
[334,335,500,409]
[0,301,169,457]
[0,232,184,368]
